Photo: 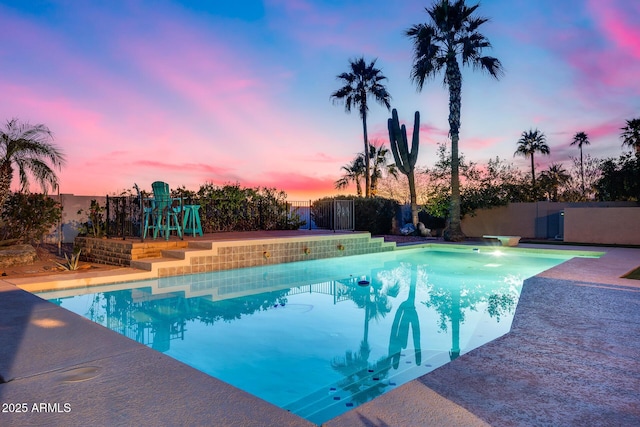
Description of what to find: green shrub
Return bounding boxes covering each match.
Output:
[0,192,62,244]
[311,196,399,235]
[354,197,399,235]
[195,183,305,232]
[77,199,106,237]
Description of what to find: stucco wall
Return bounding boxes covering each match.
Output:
[461,204,538,238]
[44,194,107,244]
[461,201,638,242]
[564,207,640,245]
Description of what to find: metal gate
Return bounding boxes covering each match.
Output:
[311,199,355,231]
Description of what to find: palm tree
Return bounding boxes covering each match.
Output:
[368,142,398,196]
[571,131,590,197]
[335,155,366,196]
[620,118,640,154]
[335,143,398,197]
[514,129,550,188]
[406,0,503,241]
[539,163,570,201]
[331,57,392,198]
[0,118,66,210]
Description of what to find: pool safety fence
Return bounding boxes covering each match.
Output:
[310,199,355,231]
[105,195,142,239]
[103,196,354,240]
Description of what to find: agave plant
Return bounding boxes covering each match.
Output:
[55,249,82,271]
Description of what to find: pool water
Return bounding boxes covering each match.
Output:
[40,246,592,425]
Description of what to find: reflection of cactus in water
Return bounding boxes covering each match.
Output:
[388,263,421,368]
[388,108,420,226]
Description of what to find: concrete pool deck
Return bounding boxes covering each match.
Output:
[1,240,639,426]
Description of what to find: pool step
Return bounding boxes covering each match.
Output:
[130,233,396,278]
[284,350,444,423]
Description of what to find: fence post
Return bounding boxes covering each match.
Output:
[309,200,312,230]
[332,199,336,233]
[120,197,125,240]
[106,195,110,238]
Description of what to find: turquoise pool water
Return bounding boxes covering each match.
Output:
[39,246,594,425]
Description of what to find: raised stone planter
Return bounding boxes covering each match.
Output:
[0,244,37,268]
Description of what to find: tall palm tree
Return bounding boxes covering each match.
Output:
[335,155,365,196]
[514,129,550,187]
[331,57,392,198]
[406,0,503,241]
[0,118,66,210]
[620,117,640,154]
[571,131,590,197]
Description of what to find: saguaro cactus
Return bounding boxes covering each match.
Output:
[388,108,420,226]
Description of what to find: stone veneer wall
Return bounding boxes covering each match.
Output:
[156,235,394,278]
[75,237,189,267]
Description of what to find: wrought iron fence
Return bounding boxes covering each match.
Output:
[104,195,317,239]
[105,195,143,239]
[181,197,309,233]
[310,199,355,231]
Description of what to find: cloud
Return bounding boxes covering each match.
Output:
[589,0,640,59]
[238,170,341,199]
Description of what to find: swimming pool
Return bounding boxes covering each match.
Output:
[39,246,596,425]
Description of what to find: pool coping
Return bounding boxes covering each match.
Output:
[1,242,639,426]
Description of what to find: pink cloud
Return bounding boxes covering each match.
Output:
[297,152,346,163]
[233,171,341,200]
[588,0,640,59]
[131,160,233,176]
[463,136,504,152]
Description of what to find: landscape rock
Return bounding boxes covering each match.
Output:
[0,244,38,268]
[417,222,432,237]
[400,223,416,235]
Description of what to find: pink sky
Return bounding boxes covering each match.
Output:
[1,0,638,200]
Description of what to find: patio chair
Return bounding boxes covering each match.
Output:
[151,181,183,240]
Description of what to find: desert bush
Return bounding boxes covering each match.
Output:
[0,192,62,244]
[194,183,305,232]
[311,196,399,235]
[77,199,106,237]
[354,197,399,235]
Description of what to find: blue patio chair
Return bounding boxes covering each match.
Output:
[142,197,158,239]
[151,181,183,240]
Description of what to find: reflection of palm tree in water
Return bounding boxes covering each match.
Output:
[331,264,426,404]
[388,264,421,368]
[425,274,520,361]
[331,276,393,404]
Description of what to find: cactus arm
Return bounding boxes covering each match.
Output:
[410,111,420,165]
[388,108,420,176]
[388,118,404,169]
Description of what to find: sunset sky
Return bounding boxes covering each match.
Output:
[1,0,638,200]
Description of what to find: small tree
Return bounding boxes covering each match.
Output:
[539,163,570,202]
[595,153,640,201]
[620,118,640,154]
[335,155,366,197]
[77,200,106,238]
